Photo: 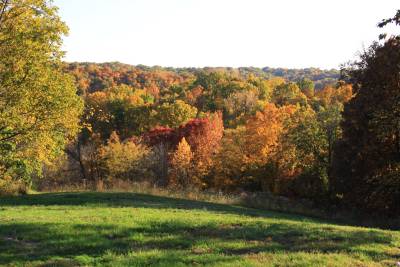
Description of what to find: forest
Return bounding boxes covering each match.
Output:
[54,62,351,204]
[0,0,399,219]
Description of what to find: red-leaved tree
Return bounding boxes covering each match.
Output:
[143,112,224,187]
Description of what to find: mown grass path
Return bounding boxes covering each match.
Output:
[0,192,399,266]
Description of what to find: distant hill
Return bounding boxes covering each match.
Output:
[65,62,340,93]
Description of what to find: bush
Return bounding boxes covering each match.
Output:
[0,177,28,196]
[99,132,153,182]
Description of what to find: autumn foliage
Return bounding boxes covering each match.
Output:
[142,113,224,188]
[5,0,399,219]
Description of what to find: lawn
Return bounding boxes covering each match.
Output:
[0,192,399,266]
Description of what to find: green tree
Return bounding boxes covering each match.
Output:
[272,82,308,106]
[85,85,156,140]
[156,100,197,128]
[297,78,315,98]
[192,71,242,112]
[0,0,83,189]
[284,107,329,199]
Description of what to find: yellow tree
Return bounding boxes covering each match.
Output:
[0,0,83,189]
[244,103,297,193]
[169,138,194,188]
[244,104,296,164]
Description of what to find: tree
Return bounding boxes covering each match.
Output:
[272,82,308,106]
[244,104,295,165]
[283,107,330,199]
[85,85,155,140]
[0,0,83,189]
[224,89,259,127]
[315,83,353,108]
[156,100,197,128]
[332,10,400,215]
[247,76,284,102]
[244,104,297,193]
[297,78,315,98]
[192,71,243,112]
[317,104,343,169]
[180,113,224,184]
[144,112,224,188]
[212,127,252,191]
[169,137,194,188]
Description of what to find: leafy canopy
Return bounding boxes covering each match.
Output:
[0,0,83,184]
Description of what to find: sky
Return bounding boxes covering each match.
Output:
[53,0,399,69]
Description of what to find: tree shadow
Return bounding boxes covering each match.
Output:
[0,192,320,223]
[0,221,397,266]
[0,192,399,265]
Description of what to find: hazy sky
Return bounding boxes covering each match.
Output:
[54,0,399,69]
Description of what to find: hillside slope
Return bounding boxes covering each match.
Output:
[0,192,399,266]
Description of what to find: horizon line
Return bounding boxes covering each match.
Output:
[64,61,341,71]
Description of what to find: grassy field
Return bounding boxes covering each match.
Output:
[0,192,399,266]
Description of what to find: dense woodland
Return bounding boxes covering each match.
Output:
[1,0,399,218]
[57,62,350,196]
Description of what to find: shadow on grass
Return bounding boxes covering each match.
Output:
[0,220,397,266]
[1,193,399,265]
[0,192,317,222]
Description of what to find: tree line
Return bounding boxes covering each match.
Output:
[0,0,399,217]
[57,62,351,198]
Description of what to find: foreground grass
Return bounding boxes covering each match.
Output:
[0,192,399,266]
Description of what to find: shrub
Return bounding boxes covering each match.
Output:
[99,132,153,182]
[0,177,28,196]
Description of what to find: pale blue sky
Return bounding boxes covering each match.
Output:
[54,0,399,69]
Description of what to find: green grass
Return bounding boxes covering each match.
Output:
[0,192,399,266]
